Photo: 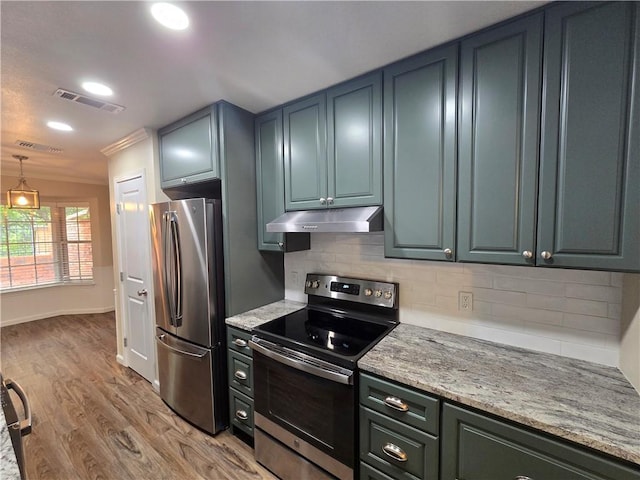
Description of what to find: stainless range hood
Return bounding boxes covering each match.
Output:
[266,206,383,233]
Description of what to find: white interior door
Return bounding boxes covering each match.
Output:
[115,174,155,383]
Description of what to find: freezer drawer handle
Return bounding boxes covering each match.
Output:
[232,338,248,348]
[383,396,409,412]
[235,409,249,421]
[234,370,248,381]
[5,379,32,436]
[156,334,207,359]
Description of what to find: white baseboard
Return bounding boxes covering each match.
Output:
[0,306,115,327]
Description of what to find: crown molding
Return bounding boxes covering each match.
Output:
[100,128,150,157]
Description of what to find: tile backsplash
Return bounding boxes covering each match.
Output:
[284,233,625,366]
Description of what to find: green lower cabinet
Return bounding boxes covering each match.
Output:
[360,461,398,480]
[360,407,439,480]
[441,403,640,480]
[227,327,254,439]
[228,349,253,397]
[229,388,254,437]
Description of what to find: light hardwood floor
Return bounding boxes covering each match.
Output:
[1,312,277,480]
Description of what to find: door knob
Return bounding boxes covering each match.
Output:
[444,248,453,258]
[137,289,148,296]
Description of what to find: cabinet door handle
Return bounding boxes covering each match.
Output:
[319,197,327,205]
[327,197,334,205]
[444,248,453,258]
[235,409,248,421]
[514,477,534,480]
[277,242,284,248]
[522,250,533,259]
[541,251,553,260]
[232,338,248,348]
[382,443,407,462]
[234,370,247,381]
[383,396,409,412]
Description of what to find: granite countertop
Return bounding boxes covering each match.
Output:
[225,299,306,331]
[0,406,21,480]
[359,323,640,466]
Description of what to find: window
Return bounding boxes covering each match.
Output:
[0,202,93,290]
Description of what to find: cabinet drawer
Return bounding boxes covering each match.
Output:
[360,373,439,435]
[229,388,254,437]
[442,403,640,480]
[227,327,252,357]
[360,461,396,480]
[228,350,253,397]
[360,407,439,480]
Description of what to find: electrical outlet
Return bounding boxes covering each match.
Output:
[291,271,300,286]
[459,292,473,311]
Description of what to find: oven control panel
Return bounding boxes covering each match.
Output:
[304,274,398,309]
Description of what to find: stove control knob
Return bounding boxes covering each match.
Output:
[305,280,312,288]
[383,291,393,300]
[311,280,320,289]
[374,289,383,298]
[364,288,373,297]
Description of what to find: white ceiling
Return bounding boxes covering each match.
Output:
[1,1,543,185]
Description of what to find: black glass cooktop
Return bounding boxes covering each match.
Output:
[253,307,393,368]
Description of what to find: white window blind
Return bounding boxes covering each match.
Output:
[0,202,94,290]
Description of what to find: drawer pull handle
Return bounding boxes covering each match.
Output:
[235,409,248,421]
[383,396,409,412]
[234,370,247,381]
[382,443,407,462]
[514,477,534,480]
[232,338,248,348]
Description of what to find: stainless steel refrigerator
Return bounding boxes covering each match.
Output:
[150,197,227,434]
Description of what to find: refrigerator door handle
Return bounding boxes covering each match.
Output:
[170,214,183,326]
[156,334,207,359]
[162,211,175,326]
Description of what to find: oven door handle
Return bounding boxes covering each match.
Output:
[249,338,353,385]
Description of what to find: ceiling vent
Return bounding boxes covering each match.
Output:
[15,140,64,154]
[53,88,126,114]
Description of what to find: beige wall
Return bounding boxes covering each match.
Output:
[0,175,115,325]
[107,131,167,363]
[620,274,640,392]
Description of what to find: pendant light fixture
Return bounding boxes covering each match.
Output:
[6,155,40,209]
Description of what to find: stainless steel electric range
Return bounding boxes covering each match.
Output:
[250,273,399,480]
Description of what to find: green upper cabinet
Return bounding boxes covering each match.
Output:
[457,13,543,266]
[158,105,219,189]
[255,109,310,252]
[283,72,382,211]
[327,72,382,208]
[283,94,327,210]
[383,45,458,261]
[537,2,639,272]
[255,109,285,250]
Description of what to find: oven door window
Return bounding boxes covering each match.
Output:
[253,350,354,467]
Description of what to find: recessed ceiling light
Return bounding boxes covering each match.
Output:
[47,121,73,132]
[82,81,113,96]
[151,3,189,30]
